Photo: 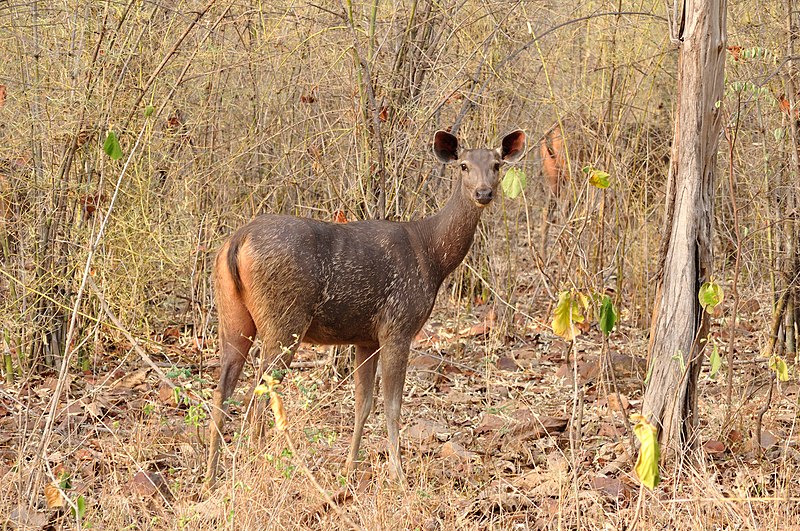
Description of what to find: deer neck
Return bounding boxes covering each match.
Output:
[418,184,484,282]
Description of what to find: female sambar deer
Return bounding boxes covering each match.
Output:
[206,129,527,484]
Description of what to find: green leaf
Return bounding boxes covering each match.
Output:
[709,342,721,379]
[644,360,654,385]
[552,291,585,341]
[72,494,86,519]
[672,349,686,373]
[588,169,611,189]
[501,167,526,199]
[698,280,724,315]
[599,295,617,335]
[144,104,155,117]
[103,130,123,160]
[632,415,661,489]
[769,355,790,382]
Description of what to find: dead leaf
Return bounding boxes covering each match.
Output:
[129,470,167,497]
[590,475,630,499]
[556,360,599,384]
[604,393,630,412]
[598,422,623,438]
[158,382,177,406]
[439,441,473,460]
[44,482,65,509]
[9,506,48,528]
[111,367,150,390]
[758,430,778,449]
[413,328,441,347]
[406,419,450,444]
[703,439,726,454]
[475,413,506,435]
[408,353,442,371]
[0,85,5,108]
[496,356,519,371]
[727,429,744,444]
[727,45,742,61]
[507,416,568,441]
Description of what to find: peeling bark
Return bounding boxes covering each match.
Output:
[642,0,726,455]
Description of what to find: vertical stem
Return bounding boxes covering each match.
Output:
[784,0,799,356]
[723,103,743,416]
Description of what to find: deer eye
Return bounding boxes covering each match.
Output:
[460,163,468,172]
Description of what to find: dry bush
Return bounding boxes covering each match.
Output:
[1,0,799,529]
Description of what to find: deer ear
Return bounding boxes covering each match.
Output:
[499,130,526,163]
[433,130,459,163]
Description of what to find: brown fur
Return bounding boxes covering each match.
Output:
[206,130,527,485]
[540,124,567,196]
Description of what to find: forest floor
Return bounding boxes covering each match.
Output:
[1,283,797,530]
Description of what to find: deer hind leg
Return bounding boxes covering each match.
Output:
[246,314,309,442]
[206,290,256,485]
[346,344,380,476]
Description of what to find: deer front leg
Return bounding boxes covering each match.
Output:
[346,344,380,475]
[379,338,411,483]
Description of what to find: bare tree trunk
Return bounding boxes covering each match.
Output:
[642,0,726,454]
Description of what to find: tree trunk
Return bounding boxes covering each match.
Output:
[642,0,726,454]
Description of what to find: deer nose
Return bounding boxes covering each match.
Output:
[475,188,493,205]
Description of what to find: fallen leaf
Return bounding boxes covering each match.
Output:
[439,441,473,460]
[475,413,506,435]
[605,393,630,412]
[727,429,744,444]
[158,382,177,406]
[703,439,726,454]
[44,482,64,508]
[129,470,167,497]
[111,367,150,390]
[758,430,778,449]
[406,419,449,444]
[590,475,630,499]
[496,356,519,371]
[408,353,442,371]
[9,506,48,528]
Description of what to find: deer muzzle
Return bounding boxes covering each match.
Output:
[474,188,493,205]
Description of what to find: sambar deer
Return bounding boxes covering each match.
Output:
[206,129,527,484]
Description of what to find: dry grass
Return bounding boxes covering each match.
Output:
[2,0,800,529]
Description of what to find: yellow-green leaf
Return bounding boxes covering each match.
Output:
[103,130,123,160]
[698,280,724,315]
[632,414,661,489]
[501,167,526,199]
[709,342,721,379]
[552,291,585,341]
[599,295,617,335]
[588,169,611,189]
[769,355,790,382]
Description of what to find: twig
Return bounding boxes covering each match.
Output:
[754,378,774,457]
[284,432,361,530]
[28,117,148,499]
[87,276,176,390]
[765,290,789,358]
